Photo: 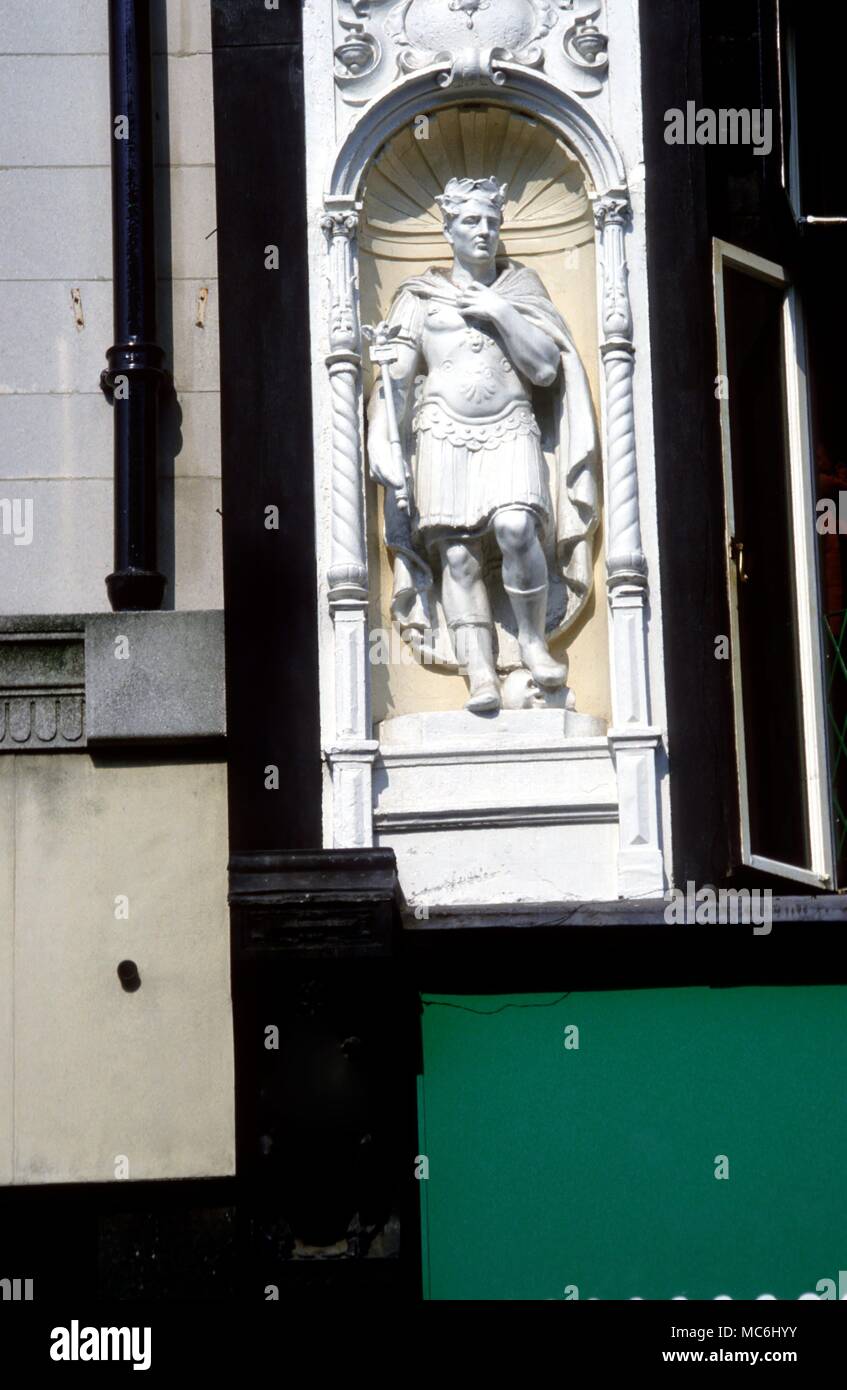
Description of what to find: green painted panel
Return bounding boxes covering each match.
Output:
[418,987,847,1301]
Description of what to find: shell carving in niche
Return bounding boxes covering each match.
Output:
[360,106,590,261]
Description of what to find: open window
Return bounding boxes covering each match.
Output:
[713,240,834,888]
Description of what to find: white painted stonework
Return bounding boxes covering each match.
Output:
[377,710,617,902]
[304,0,670,904]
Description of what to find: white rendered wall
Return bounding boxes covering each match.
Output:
[0,0,222,614]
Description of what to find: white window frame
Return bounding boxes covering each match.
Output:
[777,0,803,218]
[712,238,834,889]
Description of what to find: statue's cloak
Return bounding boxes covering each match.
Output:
[373,259,601,672]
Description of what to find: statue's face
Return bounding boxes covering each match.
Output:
[502,670,547,710]
[444,195,502,265]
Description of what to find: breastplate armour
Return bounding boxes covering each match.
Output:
[420,305,530,418]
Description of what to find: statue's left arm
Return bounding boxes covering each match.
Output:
[455,280,560,387]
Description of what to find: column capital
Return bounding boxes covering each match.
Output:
[321,209,359,240]
[593,194,631,230]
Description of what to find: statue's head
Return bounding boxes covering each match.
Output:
[436,176,508,266]
[501,668,547,710]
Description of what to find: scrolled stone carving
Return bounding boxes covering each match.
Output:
[333,0,609,104]
[386,0,557,76]
[449,0,492,26]
[321,210,359,239]
[562,3,608,72]
[335,24,381,79]
[593,194,629,228]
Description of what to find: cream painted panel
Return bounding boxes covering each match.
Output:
[13,756,234,1184]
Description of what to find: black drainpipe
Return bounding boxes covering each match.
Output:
[100,0,167,611]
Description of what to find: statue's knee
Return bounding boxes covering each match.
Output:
[495,510,536,554]
[444,543,479,588]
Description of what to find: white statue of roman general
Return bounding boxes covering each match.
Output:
[366,175,600,713]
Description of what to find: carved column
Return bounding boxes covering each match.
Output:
[321,204,376,848]
[594,194,664,897]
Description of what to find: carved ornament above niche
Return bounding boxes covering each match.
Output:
[334,0,609,106]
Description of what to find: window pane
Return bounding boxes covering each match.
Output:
[723,266,811,868]
[783,4,844,217]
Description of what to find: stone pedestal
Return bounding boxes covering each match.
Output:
[374,710,619,906]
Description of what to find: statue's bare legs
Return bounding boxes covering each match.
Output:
[494,508,567,689]
[439,538,500,712]
[440,510,566,713]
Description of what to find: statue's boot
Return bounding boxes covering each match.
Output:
[504,582,567,689]
[453,621,501,713]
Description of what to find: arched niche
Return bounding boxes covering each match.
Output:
[357,104,610,724]
[328,64,627,201]
[321,65,663,902]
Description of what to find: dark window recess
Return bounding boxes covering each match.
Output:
[723,266,811,869]
[701,0,791,264]
[783,2,844,219]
